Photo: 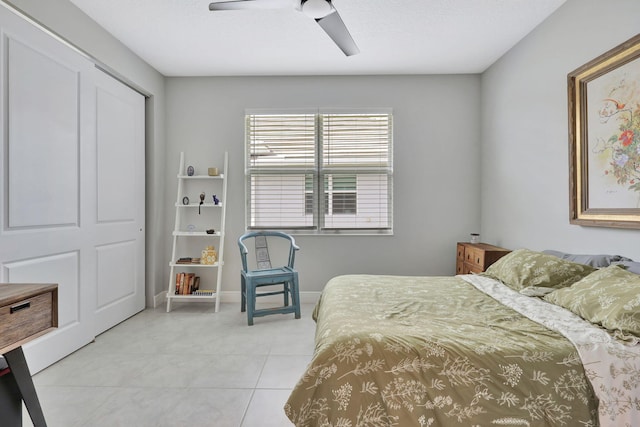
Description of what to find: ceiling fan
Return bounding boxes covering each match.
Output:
[208,0,360,56]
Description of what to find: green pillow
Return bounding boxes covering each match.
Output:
[544,265,640,341]
[482,248,595,291]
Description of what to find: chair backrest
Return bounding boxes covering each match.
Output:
[238,231,299,272]
[254,234,271,269]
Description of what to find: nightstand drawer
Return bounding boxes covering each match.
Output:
[0,284,58,354]
[465,246,485,268]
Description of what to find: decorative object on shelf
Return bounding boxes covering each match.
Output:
[199,192,205,214]
[187,165,195,176]
[201,245,217,265]
[470,233,480,244]
[208,167,219,176]
[187,224,196,232]
[182,196,189,205]
[213,194,220,205]
[206,229,215,234]
[568,33,640,229]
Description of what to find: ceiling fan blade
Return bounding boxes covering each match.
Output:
[315,9,359,56]
[209,0,291,11]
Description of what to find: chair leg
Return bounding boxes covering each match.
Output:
[283,281,290,307]
[246,282,255,326]
[292,274,301,319]
[240,275,246,313]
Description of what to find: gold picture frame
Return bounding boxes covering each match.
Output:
[568,34,640,229]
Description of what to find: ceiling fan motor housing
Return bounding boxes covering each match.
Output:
[301,0,334,19]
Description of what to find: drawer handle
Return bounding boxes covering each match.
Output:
[10,301,31,314]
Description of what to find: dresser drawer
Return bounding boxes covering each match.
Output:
[0,284,58,354]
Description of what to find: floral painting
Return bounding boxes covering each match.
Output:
[569,34,640,228]
[587,56,640,209]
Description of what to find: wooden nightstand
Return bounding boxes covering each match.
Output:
[456,242,510,274]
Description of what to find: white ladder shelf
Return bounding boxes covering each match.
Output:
[166,152,228,312]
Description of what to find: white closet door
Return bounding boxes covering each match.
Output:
[0,5,96,372]
[93,70,145,335]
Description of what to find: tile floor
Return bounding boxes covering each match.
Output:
[23,302,317,427]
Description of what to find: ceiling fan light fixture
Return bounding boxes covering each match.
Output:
[301,0,334,19]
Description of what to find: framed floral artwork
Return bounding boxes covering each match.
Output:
[568,34,640,229]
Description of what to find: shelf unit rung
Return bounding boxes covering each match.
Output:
[176,174,224,180]
[173,231,221,237]
[167,293,216,298]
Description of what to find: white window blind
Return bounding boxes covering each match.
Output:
[246,111,393,233]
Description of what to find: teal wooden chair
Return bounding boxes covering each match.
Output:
[238,231,301,325]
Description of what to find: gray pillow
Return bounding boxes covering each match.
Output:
[542,250,632,268]
[612,261,640,275]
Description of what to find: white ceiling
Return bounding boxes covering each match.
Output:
[68,0,566,77]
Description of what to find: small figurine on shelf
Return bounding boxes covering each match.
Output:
[187,165,195,176]
[199,192,205,214]
[213,194,220,205]
[201,246,217,265]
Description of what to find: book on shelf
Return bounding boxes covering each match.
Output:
[174,272,199,295]
[175,257,202,265]
[193,289,215,296]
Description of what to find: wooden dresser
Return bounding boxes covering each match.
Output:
[456,242,510,274]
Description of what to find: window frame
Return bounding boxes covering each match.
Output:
[245,108,393,236]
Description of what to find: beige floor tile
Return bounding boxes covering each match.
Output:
[26,303,316,427]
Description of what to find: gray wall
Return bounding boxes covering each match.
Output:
[165,75,482,293]
[481,0,640,259]
[3,0,168,306]
[12,0,634,301]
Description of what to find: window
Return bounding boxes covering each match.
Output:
[245,110,393,234]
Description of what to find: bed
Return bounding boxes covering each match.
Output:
[285,249,640,426]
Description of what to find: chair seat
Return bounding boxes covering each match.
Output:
[243,267,295,283]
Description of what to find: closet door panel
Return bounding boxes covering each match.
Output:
[7,37,79,228]
[96,240,136,308]
[4,252,80,329]
[96,86,137,223]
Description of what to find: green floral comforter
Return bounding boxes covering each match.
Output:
[285,274,598,426]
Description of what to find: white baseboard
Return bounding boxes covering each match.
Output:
[153,290,321,308]
[153,291,167,308]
